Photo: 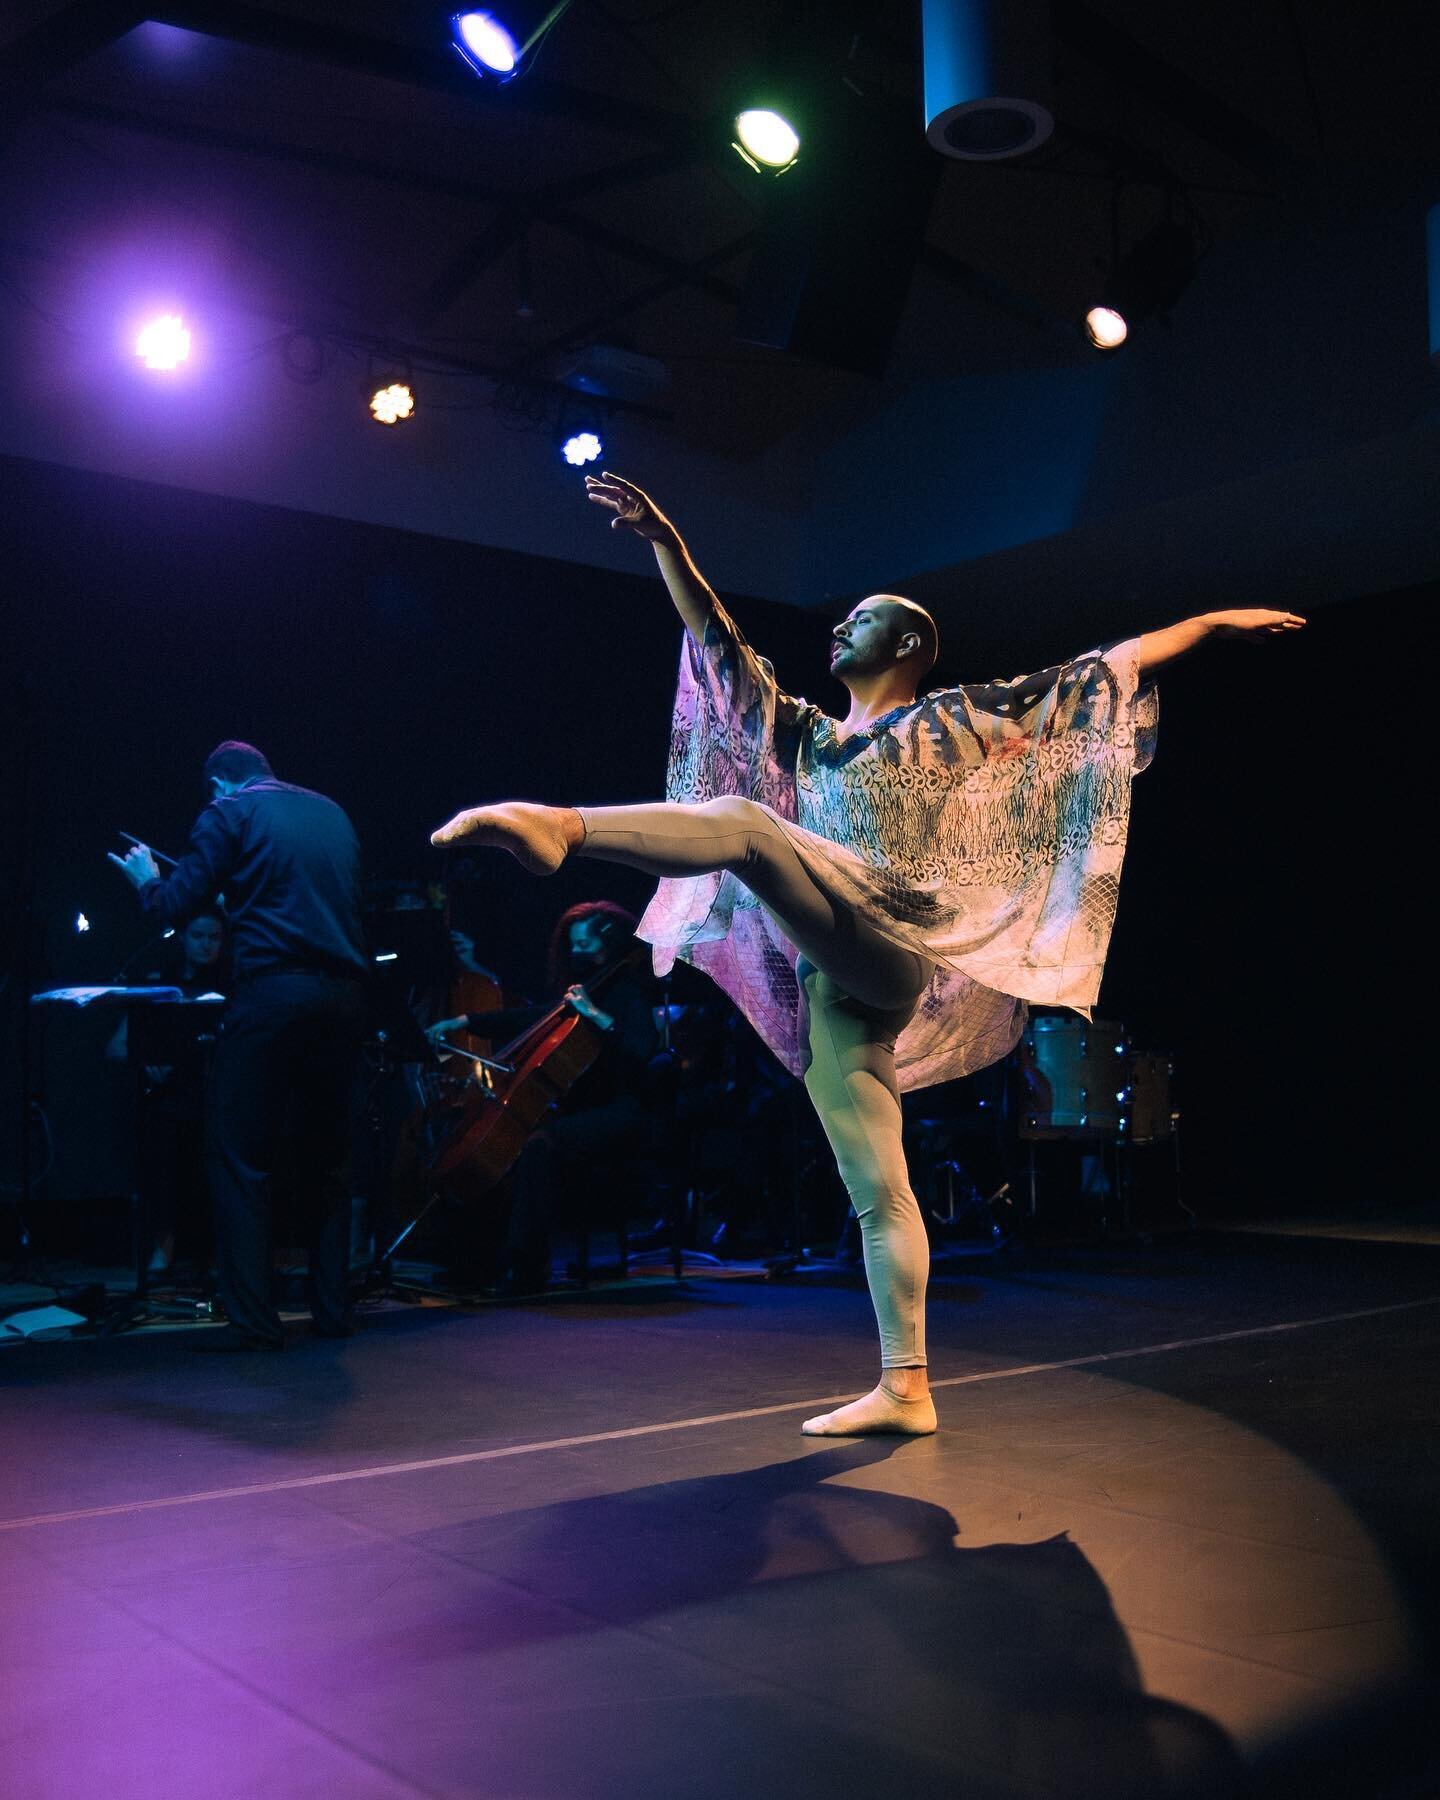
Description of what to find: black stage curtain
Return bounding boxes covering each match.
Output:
[1,455,1419,1217]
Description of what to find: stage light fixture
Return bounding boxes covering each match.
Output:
[560,427,603,467]
[75,913,90,934]
[1084,305,1128,350]
[452,11,518,75]
[370,381,415,426]
[1085,218,1195,351]
[135,313,191,370]
[556,394,604,466]
[451,3,574,82]
[732,108,801,173]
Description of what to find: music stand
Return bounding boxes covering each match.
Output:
[125,995,223,1313]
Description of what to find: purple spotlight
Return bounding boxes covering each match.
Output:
[135,313,191,370]
[452,12,519,77]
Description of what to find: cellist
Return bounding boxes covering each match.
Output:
[427,902,664,1295]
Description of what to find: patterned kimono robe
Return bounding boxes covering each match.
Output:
[638,601,1158,1092]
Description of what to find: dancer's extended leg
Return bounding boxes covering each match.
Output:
[433,796,927,1011]
[574,797,929,1013]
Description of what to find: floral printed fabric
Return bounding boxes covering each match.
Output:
[638,601,1157,1091]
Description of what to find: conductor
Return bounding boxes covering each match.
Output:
[111,740,367,1349]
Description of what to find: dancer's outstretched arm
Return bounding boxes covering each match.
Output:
[584,472,716,646]
[1137,608,1305,677]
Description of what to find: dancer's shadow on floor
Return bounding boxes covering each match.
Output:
[404,1439,1242,1800]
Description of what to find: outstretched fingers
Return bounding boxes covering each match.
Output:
[584,474,626,502]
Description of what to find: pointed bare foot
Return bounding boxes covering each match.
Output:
[801,1384,937,1437]
[430,802,580,875]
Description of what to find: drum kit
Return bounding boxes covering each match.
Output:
[1015,1014,1185,1234]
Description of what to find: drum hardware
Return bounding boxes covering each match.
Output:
[1012,1016,1187,1234]
[1019,1016,1128,1137]
[921,1159,1011,1252]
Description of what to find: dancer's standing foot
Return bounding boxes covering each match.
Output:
[801,1378,937,1437]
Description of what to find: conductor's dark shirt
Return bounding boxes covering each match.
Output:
[140,779,366,982]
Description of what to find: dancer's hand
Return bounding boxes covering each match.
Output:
[584,473,676,545]
[1207,609,1307,641]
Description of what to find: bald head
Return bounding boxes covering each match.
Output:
[870,595,939,679]
[829,594,940,694]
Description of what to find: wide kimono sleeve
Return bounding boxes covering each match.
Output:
[914,636,1159,1009]
[662,599,811,818]
[638,602,814,1057]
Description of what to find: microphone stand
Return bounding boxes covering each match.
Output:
[7,661,43,1284]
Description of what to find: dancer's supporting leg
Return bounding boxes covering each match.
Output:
[433,795,937,1433]
[794,965,936,1436]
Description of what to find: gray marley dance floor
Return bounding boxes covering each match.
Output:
[3,1234,1438,1799]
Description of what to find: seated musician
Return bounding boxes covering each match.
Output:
[428,901,663,1294]
[106,909,229,1274]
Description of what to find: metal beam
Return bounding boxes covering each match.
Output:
[40,96,743,309]
[1052,0,1299,182]
[411,148,703,326]
[146,0,700,151]
[504,230,760,376]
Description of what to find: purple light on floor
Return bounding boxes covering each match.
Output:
[135,313,191,370]
[452,12,519,77]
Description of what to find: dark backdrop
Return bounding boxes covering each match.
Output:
[0,454,1419,1225]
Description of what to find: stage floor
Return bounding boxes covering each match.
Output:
[3,1234,1437,1799]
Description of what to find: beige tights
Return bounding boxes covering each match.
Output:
[575,798,935,1424]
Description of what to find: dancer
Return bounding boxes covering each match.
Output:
[432,475,1304,1433]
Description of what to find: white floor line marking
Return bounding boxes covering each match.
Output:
[3,1293,1436,1535]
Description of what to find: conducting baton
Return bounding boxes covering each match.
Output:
[118,831,179,869]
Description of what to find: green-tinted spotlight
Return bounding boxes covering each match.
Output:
[732,108,800,173]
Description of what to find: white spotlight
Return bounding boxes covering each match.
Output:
[1084,306,1128,351]
[370,382,415,425]
[561,429,603,467]
[136,313,191,370]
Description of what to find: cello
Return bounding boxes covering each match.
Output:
[425,943,649,1206]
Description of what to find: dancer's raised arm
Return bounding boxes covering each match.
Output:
[1137,607,1305,677]
[584,472,716,645]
